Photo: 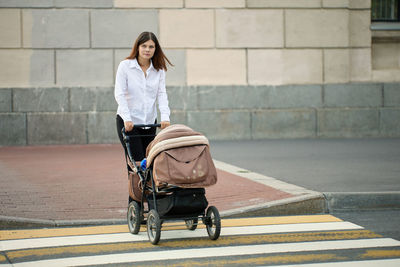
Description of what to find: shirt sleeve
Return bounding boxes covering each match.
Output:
[157,70,170,122]
[114,61,132,122]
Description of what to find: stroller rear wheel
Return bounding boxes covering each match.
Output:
[127,201,142,234]
[147,209,161,245]
[205,206,221,240]
[185,218,198,231]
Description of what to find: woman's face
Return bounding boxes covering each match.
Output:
[138,39,156,61]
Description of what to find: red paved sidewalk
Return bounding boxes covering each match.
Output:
[0,145,294,222]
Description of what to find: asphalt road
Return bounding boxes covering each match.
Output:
[210,138,400,193]
[333,210,400,241]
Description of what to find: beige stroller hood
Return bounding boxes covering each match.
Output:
[146,124,217,188]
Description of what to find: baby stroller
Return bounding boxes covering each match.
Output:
[122,124,220,245]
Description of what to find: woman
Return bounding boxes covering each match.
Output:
[115,32,172,166]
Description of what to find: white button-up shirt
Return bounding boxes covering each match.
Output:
[114,58,170,124]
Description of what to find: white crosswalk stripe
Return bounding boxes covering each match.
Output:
[1,216,399,266]
[11,239,400,267]
[0,221,362,251]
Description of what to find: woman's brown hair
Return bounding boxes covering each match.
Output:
[126,32,173,71]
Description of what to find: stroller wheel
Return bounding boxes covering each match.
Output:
[147,209,161,245]
[127,201,141,234]
[185,218,198,231]
[205,206,221,240]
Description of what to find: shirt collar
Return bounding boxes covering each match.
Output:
[129,58,154,72]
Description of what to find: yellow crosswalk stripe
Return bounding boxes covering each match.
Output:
[0,215,340,241]
[131,250,400,267]
[6,230,379,260]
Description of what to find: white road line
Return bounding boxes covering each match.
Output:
[271,259,400,267]
[13,238,400,267]
[0,221,363,251]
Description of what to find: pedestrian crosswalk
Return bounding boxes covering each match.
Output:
[0,215,399,266]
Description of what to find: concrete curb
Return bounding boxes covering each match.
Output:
[323,191,400,212]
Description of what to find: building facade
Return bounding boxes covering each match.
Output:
[0,0,399,145]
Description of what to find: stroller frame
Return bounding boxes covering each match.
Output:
[122,125,221,245]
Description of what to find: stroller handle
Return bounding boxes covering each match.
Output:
[121,124,161,142]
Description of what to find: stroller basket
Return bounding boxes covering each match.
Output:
[147,188,208,217]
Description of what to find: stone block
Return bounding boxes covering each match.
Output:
[0,0,53,7]
[0,9,20,48]
[164,49,186,86]
[322,0,348,8]
[216,9,283,48]
[286,9,349,48]
[349,0,370,9]
[267,85,322,109]
[91,10,158,48]
[187,49,246,85]
[372,43,399,70]
[170,110,187,125]
[324,49,350,83]
[187,110,251,140]
[324,83,382,108]
[13,87,69,112]
[351,49,372,82]
[195,85,321,110]
[350,10,371,47]
[318,108,380,137]
[372,70,400,83]
[380,108,400,136]
[248,49,323,85]
[27,113,87,145]
[56,50,113,86]
[54,0,113,7]
[166,86,197,110]
[160,10,214,48]
[252,109,316,139]
[0,89,12,112]
[114,49,131,76]
[114,0,183,8]
[384,83,400,107]
[22,9,89,48]
[0,113,26,146]
[0,49,54,87]
[70,87,116,112]
[88,112,119,144]
[247,0,321,8]
[196,86,264,110]
[186,0,244,8]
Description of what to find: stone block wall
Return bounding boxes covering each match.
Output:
[0,0,400,145]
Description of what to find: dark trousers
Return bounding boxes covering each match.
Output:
[116,115,156,171]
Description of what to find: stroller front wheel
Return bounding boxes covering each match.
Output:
[127,201,142,234]
[147,209,161,245]
[185,218,198,231]
[205,206,221,240]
